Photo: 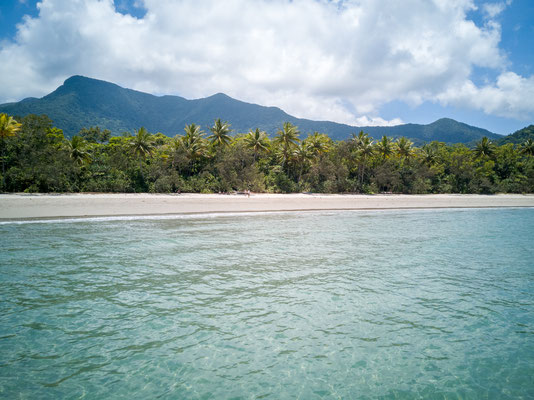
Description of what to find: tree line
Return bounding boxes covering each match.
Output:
[1,113,533,194]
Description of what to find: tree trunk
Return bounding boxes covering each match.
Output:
[139,158,145,183]
[359,157,366,189]
[1,139,5,189]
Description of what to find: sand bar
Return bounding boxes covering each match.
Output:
[1,193,533,220]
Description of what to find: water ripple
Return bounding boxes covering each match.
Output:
[0,208,533,398]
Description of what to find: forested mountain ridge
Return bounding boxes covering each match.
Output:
[497,125,534,145]
[0,75,501,143]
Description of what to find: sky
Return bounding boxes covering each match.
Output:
[0,0,533,135]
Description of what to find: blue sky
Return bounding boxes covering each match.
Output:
[0,0,533,135]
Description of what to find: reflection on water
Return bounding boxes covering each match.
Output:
[1,209,533,398]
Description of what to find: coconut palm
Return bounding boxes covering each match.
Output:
[274,122,300,169]
[520,138,534,156]
[353,132,374,186]
[130,127,154,179]
[396,137,413,161]
[182,123,208,170]
[131,127,154,159]
[244,128,270,160]
[420,142,439,165]
[208,118,232,148]
[474,137,495,159]
[290,143,313,182]
[304,132,331,160]
[0,113,22,187]
[184,123,203,138]
[376,135,394,160]
[66,136,91,166]
[168,134,185,168]
[351,131,368,147]
[0,114,21,139]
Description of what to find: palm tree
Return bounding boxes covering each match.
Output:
[274,122,300,170]
[420,142,439,165]
[66,136,91,166]
[351,130,368,147]
[520,138,534,156]
[376,135,393,161]
[304,132,331,160]
[396,137,413,161]
[208,118,232,148]
[182,123,208,171]
[183,123,205,141]
[131,127,154,158]
[474,137,495,159]
[0,113,22,188]
[169,135,184,169]
[0,114,21,139]
[290,143,313,183]
[244,128,270,160]
[353,131,374,186]
[130,127,154,176]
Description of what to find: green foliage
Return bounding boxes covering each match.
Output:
[473,136,496,159]
[131,127,154,159]
[208,118,232,148]
[396,137,414,160]
[181,123,209,174]
[274,122,300,170]
[78,126,111,143]
[244,128,270,159]
[376,136,394,161]
[520,138,534,156]
[0,113,23,188]
[65,136,90,166]
[303,132,331,158]
[0,113,22,139]
[1,114,533,194]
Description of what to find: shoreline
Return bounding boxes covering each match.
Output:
[1,193,534,220]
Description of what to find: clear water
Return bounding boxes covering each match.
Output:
[1,209,533,399]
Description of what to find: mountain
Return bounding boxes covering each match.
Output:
[353,118,502,145]
[496,125,534,145]
[0,75,502,143]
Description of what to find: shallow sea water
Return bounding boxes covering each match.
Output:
[0,208,533,399]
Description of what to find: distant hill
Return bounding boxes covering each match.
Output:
[0,75,502,143]
[496,125,534,145]
[359,118,502,146]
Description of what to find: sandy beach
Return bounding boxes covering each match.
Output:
[1,193,533,220]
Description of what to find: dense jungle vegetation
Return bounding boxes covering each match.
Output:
[1,113,533,194]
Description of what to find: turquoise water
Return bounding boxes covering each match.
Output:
[1,208,533,399]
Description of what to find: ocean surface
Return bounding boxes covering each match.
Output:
[1,208,533,399]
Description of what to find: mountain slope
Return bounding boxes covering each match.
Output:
[496,125,534,145]
[0,75,502,143]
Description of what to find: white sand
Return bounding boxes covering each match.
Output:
[0,193,533,220]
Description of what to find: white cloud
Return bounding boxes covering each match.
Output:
[482,0,512,19]
[438,71,534,119]
[353,116,405,127]
[0,0,532,126]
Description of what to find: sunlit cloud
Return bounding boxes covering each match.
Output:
[0,0,532,126]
